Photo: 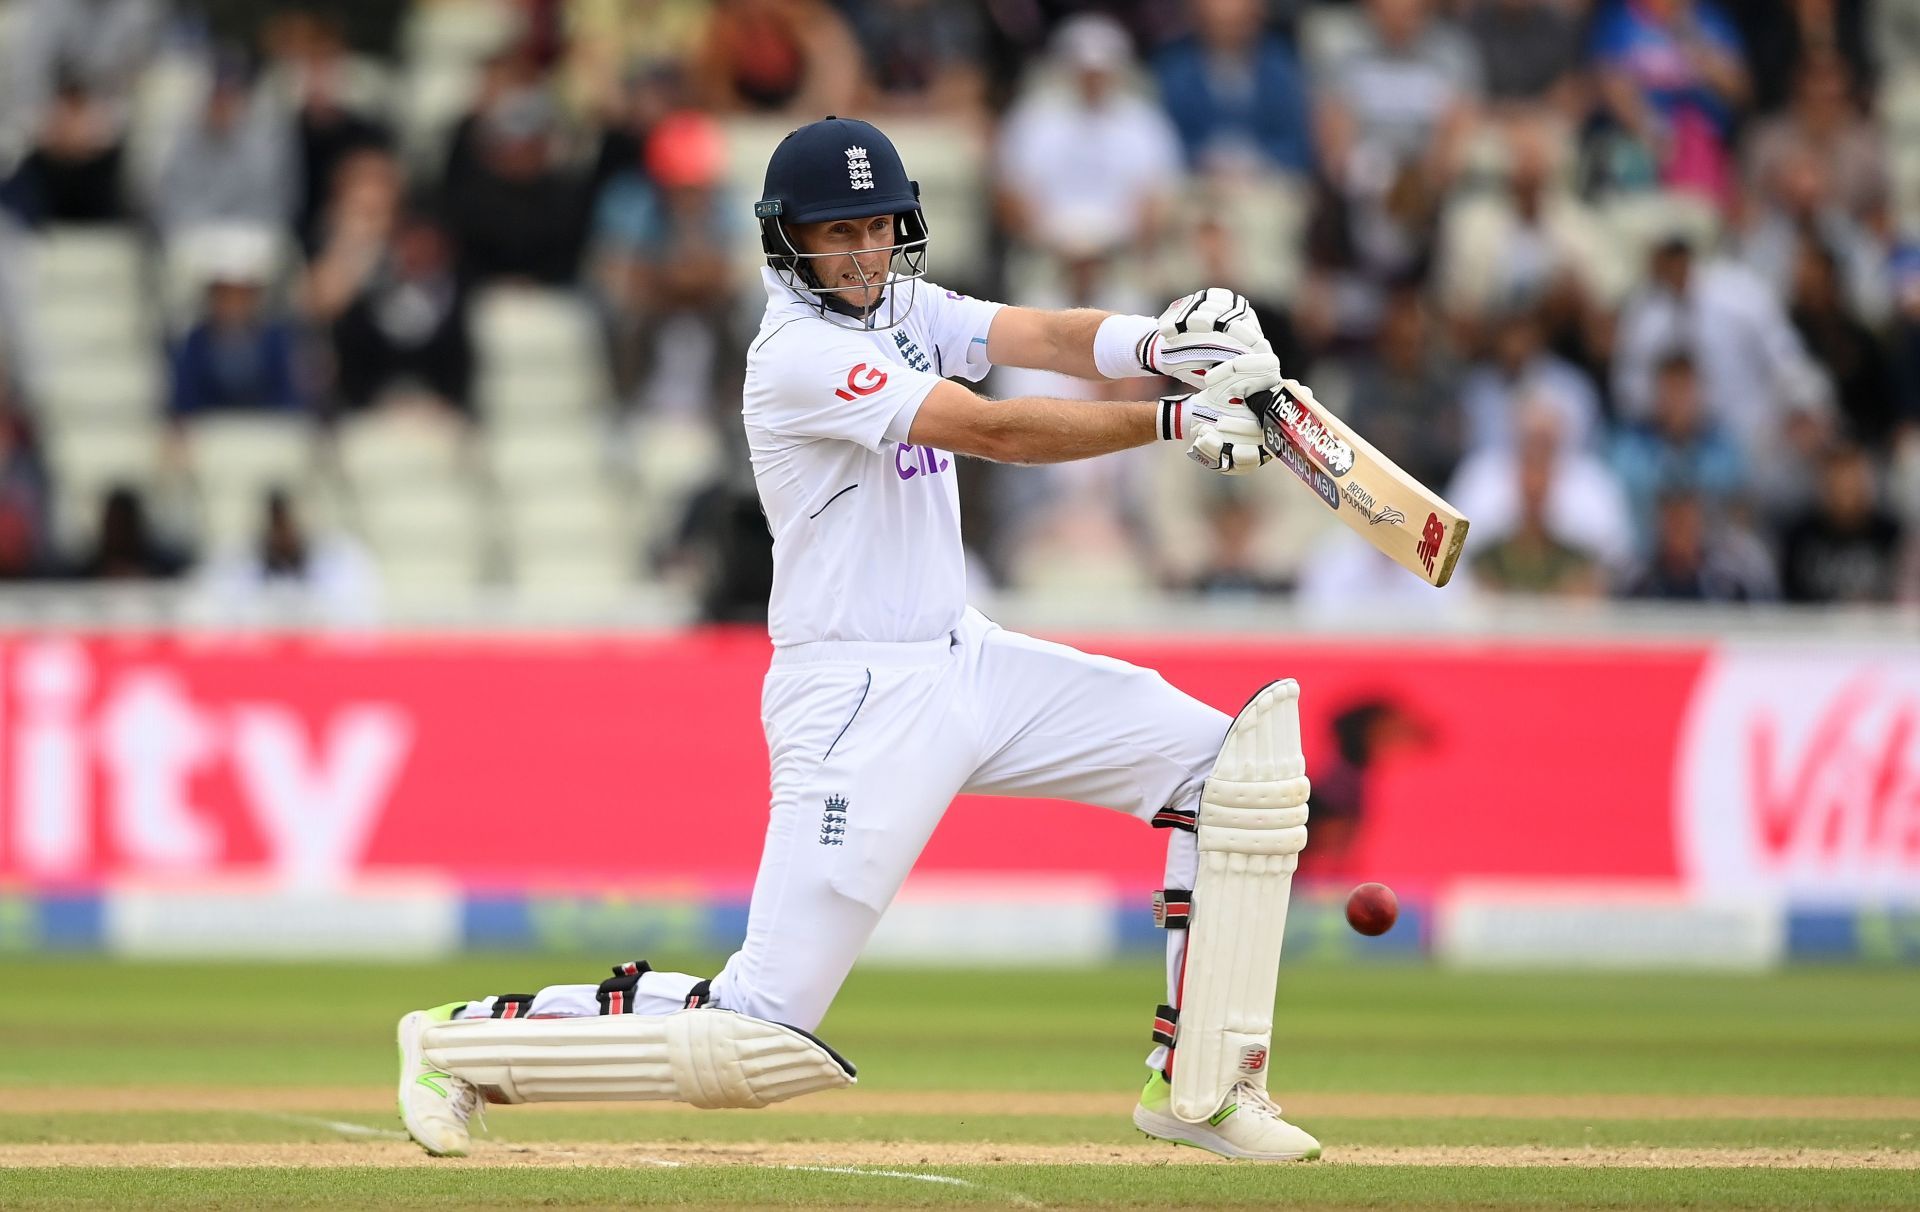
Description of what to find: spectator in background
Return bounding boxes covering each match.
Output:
[1729,0,1872,115]
[1738,143,1886,323]
[1744,55,1886,225]
[594,110,736,416]
[442,51,545,194]
[1459,301,1604,456]
[155,54,299,238]
[9,71,127,225]
[303,146,401,320]
[0,0,162,162]
[79,486,187,581]
[443,90,592,286]
[1449,396,1638,573]
[1189,491,1288,597]
[586,62,688,199]
[331,212,473,420]
[854,0,987,116]
[1590,0,1750,205]
[1466,428,1604,596]
[1436,110,1619,335]
[1779,443,1904,602]
[667,467,774,623]
[1463,0,1588,111]
[1153,0,1314,178]
[195,488,380,625]
[998,16,1184,269]
[562,0,710,126]
[278,10,391,253]
[1889,245,1920,445]
[1610,350,1746,550]
[697,0,860,116]
[0,366,51,579]
[1316,0,1483,196]
[169,268,309,419]
[1321,281,1465,493]
[1613,235,1831,489]
[1626,488,1778,600]
[1787,238,1896,446]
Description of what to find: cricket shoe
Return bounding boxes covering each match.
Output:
[1133,1073,1321,1161]
[397,1002,481,1157]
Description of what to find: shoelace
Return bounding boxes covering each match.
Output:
[449,1078,484,1132]
[1230,1081,1286,1122]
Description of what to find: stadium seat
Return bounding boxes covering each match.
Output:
[472,288,604,372]
[32,360,164,423]
[27,227,145,299]
[1602,190,1722,270]
[335,410,472,486]
[25,296,152,362]
[403,0,521,66]
[357,481,490,587]
[477,365,603,421]
[621,414,727,554]
[485,424,605,489]
[182,416,321,548]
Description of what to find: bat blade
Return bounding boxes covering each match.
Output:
[1250,387,1470,588]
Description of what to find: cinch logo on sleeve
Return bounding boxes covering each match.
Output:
[895,443,950,480]
[834,364,888,400]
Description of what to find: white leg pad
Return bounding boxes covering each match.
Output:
[420,1009,856,1109]
[1170,678,1309,1123]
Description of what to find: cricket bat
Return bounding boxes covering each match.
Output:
[1248,385,1470,588]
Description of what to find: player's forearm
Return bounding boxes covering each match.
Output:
[985,306,1114,378]
[964,396,1157,465]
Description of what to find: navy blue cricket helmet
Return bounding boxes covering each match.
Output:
[754,116,929,328]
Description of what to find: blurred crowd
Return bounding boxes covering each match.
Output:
[0,0,1917,618]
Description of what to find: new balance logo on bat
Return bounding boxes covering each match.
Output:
[1269,390,1355,476]
[1416,512,1446,573]
[1272,428,1340,511]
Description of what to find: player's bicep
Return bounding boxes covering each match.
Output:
[905,379,1004,461]
[982,305,1059,372]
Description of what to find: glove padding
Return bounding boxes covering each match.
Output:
[1149,287,1267,389]
[1167,350,1282,476]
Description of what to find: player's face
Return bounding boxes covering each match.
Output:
[790,214,896,309]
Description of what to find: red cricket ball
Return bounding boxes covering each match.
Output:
[1345,882,1399,936]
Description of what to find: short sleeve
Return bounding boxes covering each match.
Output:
[915,280,1004,384]
[748,329,946,451]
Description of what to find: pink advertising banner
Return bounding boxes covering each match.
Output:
[0,631,1911,904]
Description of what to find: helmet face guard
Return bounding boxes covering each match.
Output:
[755,198,929,330]
[755,117,931,331]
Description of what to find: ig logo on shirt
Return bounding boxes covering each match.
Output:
[834,364,888,401]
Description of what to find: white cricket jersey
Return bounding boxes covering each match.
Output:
[743,269,1004,647]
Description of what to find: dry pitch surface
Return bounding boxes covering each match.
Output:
[0,959,1913,1208]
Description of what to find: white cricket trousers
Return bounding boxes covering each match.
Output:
[458,608,1228,1063]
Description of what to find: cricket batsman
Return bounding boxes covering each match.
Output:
[396,117,1320,1162]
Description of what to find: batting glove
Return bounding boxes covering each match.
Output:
[1144,287,1268,390]
[1157,350,1280,476]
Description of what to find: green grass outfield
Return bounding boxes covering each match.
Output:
[0,956,1914,1209]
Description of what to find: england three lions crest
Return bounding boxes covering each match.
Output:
[845,146,874,191]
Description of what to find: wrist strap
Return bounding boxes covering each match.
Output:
[1094,313,1162,379]
[1157,395,1188,441]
